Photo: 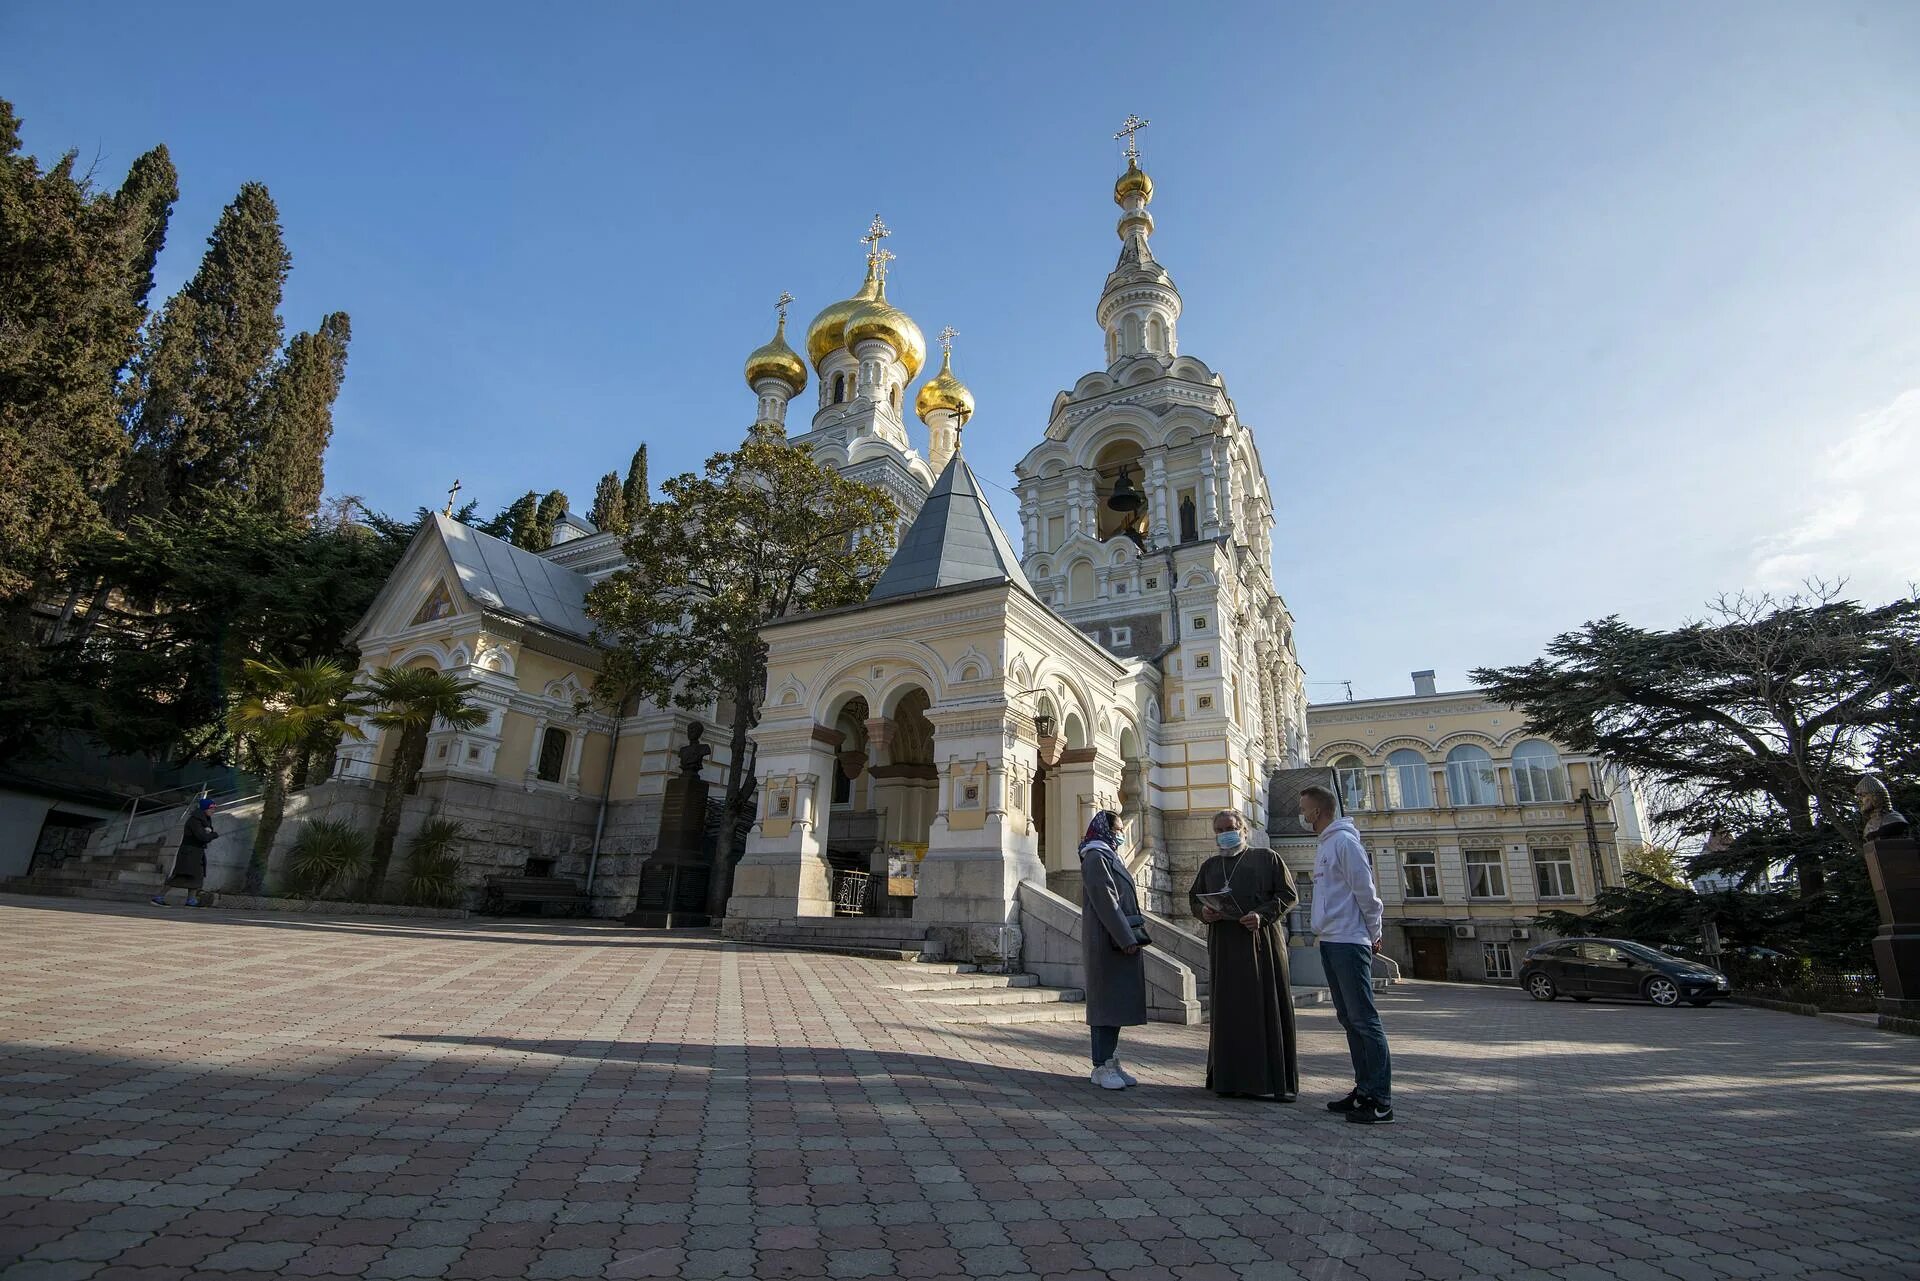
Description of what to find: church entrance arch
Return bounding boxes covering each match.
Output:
[830,684,937,916]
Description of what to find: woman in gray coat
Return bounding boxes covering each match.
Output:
[1080,809,1148,1090]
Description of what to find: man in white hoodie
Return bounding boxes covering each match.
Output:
[1300,784,1393,1124]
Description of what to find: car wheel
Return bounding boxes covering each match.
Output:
[1688,998,1714,1007]
[1573,995,1592,1002]
[1525,973,1557,1001]
[1644,976,1681,1007]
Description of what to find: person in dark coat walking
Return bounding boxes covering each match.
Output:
[1188,809,1299,1100]
[152,798,217,908]
[1080,809,1149,1090]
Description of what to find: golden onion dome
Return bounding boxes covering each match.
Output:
[1114,160,1154,206]
[743,315,807,393]
[843,286,926,379]
[915,347,974,422]
[805,263,881,367]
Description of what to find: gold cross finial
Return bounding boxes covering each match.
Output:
[443,478,462,517]
[937,326,957,358]
[1115,113,1150,165]
[861,214,895,280]
[774,291,793,323]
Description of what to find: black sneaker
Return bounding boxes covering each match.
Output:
[1325,1089,1362,1113]
[1344,1095,1394,1125]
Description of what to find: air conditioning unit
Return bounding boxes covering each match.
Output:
[1452,924,1477,940]
[1510,927,1531,940]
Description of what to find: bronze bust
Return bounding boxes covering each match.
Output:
[678,721,714,776]
[1857,774,1911,842]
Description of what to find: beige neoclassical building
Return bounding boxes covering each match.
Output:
[1306,672,1648,983]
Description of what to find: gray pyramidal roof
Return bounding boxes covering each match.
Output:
[433,513,594,640]
[867,452,1035,603]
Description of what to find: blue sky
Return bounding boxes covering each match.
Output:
[8,1,1918,700]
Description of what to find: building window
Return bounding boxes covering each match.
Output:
[1385,749,1433,809]
[1194,653,1211,669]
[1482,941,1514,980]
[1192,616,1207,630]
[832,372,846,404]
[536,727,568,783]
[1465,848,1507,899]
[1109,626,1132,647]
[1178,494,1198,543]
[1145,576,1158,590]
[1403,850,1440,899]
[1512,739,1570,803]
[1046,515,1065,550]
[1533,847,1577,899]
[1333,754,1368,812]
[1444,744,1498,806]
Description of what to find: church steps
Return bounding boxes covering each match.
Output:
[885,974,1040,993]
[928,1004,1090,1026]
[908,985,1085,1008]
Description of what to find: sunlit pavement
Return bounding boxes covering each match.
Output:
[2,895,1917,1281]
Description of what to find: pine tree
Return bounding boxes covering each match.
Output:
[250,311,351,522]
[622,444,649,516]
[531,490,569,550]
[0,97,176,620]
[123,181,290,517]
[588,472,628,534]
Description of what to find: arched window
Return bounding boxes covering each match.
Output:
[1122,314,1142,353]
[1333,754,1367,812]
[1148,316,1166,353]
[1512,739,1569,803]
[1385,748,1433,809]
[536,727,568,783]
[1068,559,1096,603]
[1444,744,1498,806]
[832,372,846,404]
[1106,329,1118,363]
[893,384,903,411]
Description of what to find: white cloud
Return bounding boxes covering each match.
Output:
[1752,388,1920,595]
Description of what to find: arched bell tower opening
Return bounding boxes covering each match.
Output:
[1093,438,1150,549]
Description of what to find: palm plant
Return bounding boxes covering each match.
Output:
[227,658,369,894]
[400,816,469,908]
[283,818,370,898]
[361,666,486,900]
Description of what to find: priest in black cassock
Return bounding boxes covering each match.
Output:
[1188,809,1300,1101]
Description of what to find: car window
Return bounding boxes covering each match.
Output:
[1577,942,1622,962]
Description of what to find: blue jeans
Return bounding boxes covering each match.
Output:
[1321,942,1391,1105]
[1090,1025,1120,1067]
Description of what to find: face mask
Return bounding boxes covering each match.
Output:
[1111,830,1124,849]
[1216,831,1243,850]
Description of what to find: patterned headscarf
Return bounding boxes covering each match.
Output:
[1082,809,1123,848]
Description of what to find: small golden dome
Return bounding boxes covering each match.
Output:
[744,316,807,393]
[1114,160,1154,206]
[844,286,926,379]
[915,347,974,422]
[805,263,882,367]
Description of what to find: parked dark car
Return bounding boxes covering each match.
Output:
[1519,937,1730,1007]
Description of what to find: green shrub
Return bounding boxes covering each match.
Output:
[400,817,469,907]
[283,819,370,899]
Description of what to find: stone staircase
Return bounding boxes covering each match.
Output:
[883,966,1087,1025]
[2,838,176,904]
[720,915,944,962]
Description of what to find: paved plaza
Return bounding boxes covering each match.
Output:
[1,897,1916,1281]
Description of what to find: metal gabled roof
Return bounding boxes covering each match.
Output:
[866,451,1034,604]
[433,513,593,641]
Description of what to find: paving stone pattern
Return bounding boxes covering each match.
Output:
[2,895,1917,1281]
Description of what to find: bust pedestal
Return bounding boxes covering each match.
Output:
[626,769,713,928]
[1864,835,1920,1033]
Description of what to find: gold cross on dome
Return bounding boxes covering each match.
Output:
[861,214,895,279]
[443,478,462,516]
[937,326,957,357]
[775,291,793,322]
[1114,113,1150,165]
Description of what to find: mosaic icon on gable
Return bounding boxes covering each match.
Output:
[411,580,456,626]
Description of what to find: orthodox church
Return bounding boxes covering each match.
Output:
[338,125,1308,956]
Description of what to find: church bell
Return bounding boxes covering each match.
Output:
[1106,464,1144,514]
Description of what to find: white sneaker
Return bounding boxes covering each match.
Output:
[1108,1057,1138,1087]
[1090,1062,1128,1090]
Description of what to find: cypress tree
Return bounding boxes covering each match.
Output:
[531,490,569,550]
[250,311,351,522]
[587,472,628,534]
[500,491,539,549]
[0,98,177,617]
[622,444,649,516]
[123,181,291,517]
